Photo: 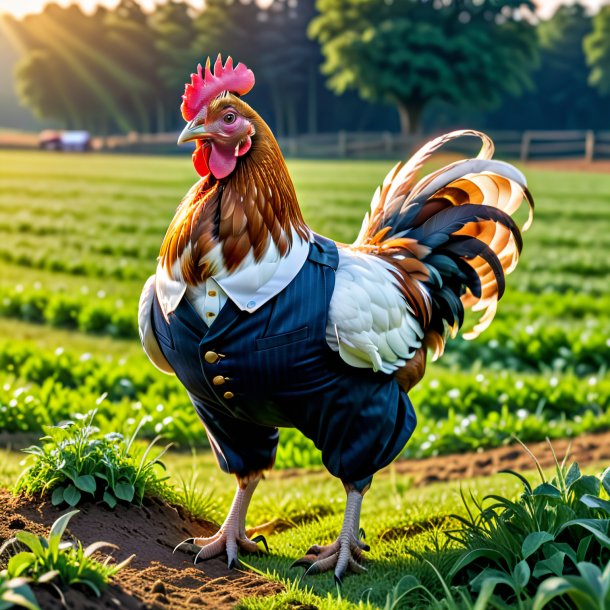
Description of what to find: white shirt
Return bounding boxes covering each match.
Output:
[155,233,311,326]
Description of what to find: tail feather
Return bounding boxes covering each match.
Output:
[352,130,533,358]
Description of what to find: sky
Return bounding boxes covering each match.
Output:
[0,0,607,19]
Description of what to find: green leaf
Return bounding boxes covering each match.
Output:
[103,491,117,509]
[7,552,36,578]
[577,535,593,562]
[74,474,96,494]
[580,494,610,516]
[559,519,610,550]
[448,548,507,581]
[533,482,562,498]
[0,584,41,610]
[14,532,44,557]
[565,462,581,488]
[533,551,565,578]
[48,510,79,560]
[51,486,66,506]
[532,577,580,610]
[113,482,135,502]
[62,485,81,507]
[601,468,610,497]
[571,476,601,500]
[522,531,554,559]
[513,560,531,588]
[72,578,102,597]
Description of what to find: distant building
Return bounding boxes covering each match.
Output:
[39,130,91,152]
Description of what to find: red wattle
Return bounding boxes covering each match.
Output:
[192,141,211,177]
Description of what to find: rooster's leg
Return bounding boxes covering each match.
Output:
[174,473,266,568]
[292,484,369,584]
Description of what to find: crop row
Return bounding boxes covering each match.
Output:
[0,285,139,337]
[0,245,149,281]
[1,342,608,466]
[1,286,609,374]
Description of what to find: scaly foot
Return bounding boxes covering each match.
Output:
[292,533,368,583]
[175,525,267,568]
[292,489,368,584]
[174,475,266,568]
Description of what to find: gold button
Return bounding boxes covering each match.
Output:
[212,375,225,386]
[204,351,219,364]
[208,290,217,297]
[206,311,216,318]
[223,391,234,400]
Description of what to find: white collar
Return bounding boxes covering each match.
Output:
[155,232,311,318]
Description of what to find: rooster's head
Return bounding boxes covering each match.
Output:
[178,55,258,179]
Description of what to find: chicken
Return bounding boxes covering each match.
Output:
[138,55,533,583]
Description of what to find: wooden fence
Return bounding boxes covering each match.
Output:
[276,130,610,161]
[3,129,610,161]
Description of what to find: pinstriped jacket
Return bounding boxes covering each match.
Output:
[149,235,416,491]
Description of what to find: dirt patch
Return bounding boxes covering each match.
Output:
[273,431,610,488]
[387,432,610,486]
[0,490,282,609]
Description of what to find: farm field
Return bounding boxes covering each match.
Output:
[0,149,609,609]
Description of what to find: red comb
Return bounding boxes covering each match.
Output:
[181,54,255,122]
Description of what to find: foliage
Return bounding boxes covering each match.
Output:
[310,0,538,133]
[0,575,39,610]
[445,447,610,608]
[0,510,132,599]
[16,410,172,508]
[489,2,607,131]
[584,5,610,96]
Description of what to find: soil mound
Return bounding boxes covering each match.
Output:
[0,490,281,609]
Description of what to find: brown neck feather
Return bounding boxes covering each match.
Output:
[159,117,308,284]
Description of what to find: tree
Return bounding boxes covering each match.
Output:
[585,5,610,96]
[534,3,604,129]
[310,0,539,134]
[149,1,198,131]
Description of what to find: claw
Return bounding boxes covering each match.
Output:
[173,537,194,554]
[290,558,313,569]
[303,563,321,577]
[252,534,269,553]
[334,574,343,588]
[228,558,237,570]
[359,527,366,539]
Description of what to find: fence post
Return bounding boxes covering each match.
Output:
[289,136,298,157]
[585,130,595,163]
[520,131,531,163]
[383,131,393,154]
[338,131,347,158]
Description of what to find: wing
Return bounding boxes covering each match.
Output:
[138,275,175,375]
[326,249,425,374]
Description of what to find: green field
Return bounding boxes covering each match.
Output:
[0,150,609,608]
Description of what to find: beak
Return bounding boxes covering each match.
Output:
[177,121,209,145]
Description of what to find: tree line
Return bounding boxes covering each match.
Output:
[3,0,610,136]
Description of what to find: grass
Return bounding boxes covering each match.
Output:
[2,443,609,609]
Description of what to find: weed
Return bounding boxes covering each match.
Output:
[0,510,132,603]
[16,410,172,508]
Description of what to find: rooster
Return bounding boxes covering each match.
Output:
[138,55,533,583]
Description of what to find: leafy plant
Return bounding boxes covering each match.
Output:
[532,560,610,610]
[0,575,39,610]
[16,410,172,508]
[0,510,132,600]
[447,442,610,608]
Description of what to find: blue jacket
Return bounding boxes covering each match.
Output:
[151,235,416,491]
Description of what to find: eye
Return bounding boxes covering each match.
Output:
[223,113,236,124]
